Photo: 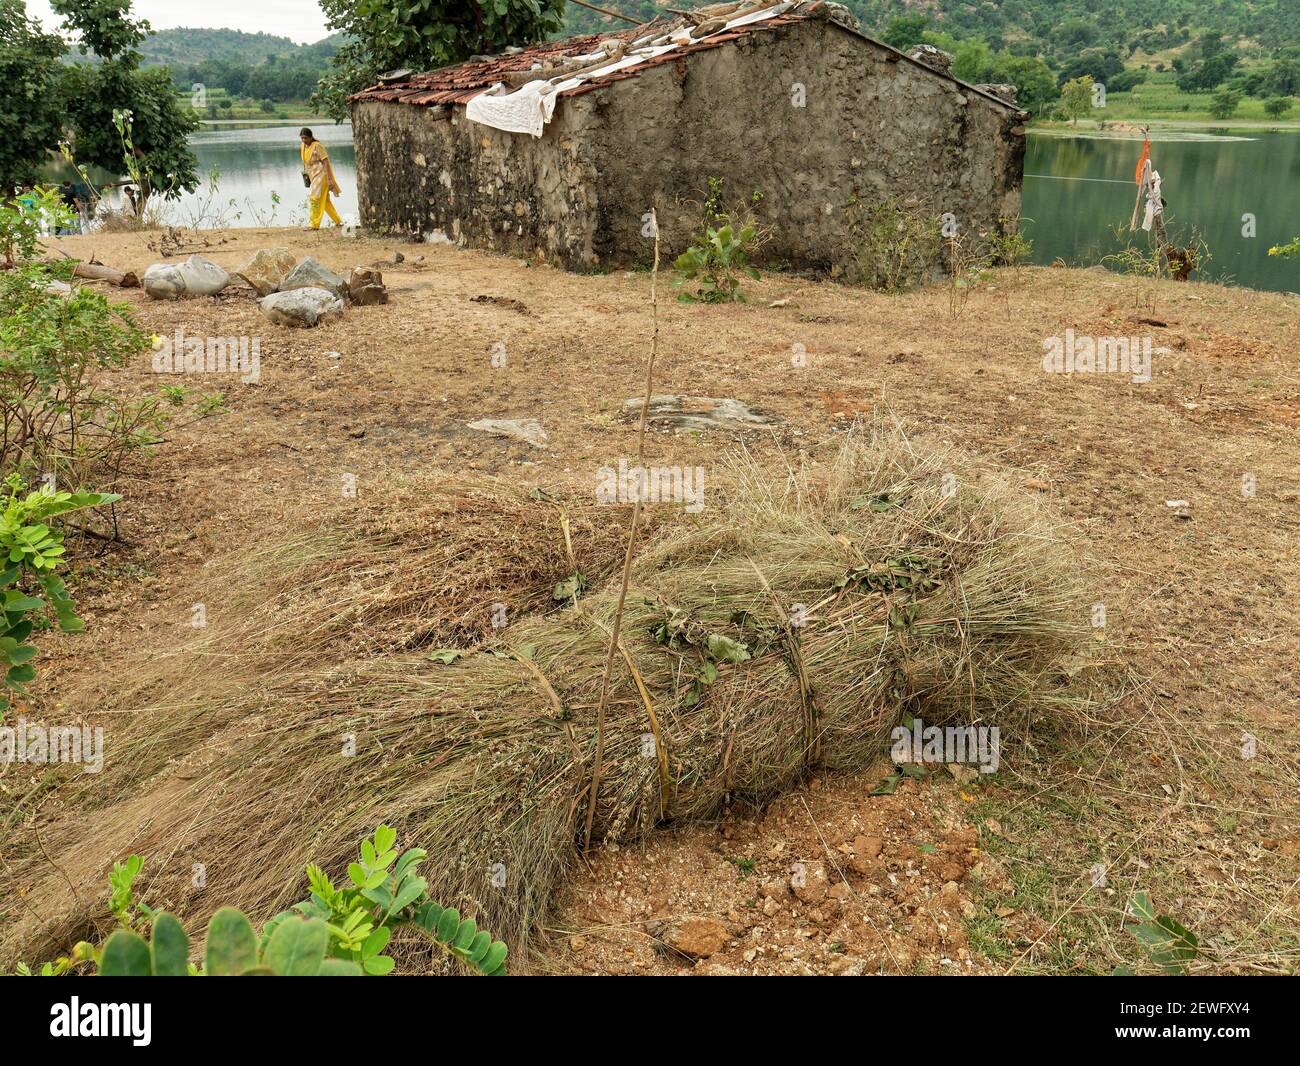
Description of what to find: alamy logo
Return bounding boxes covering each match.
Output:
[596,460,705,513]
[50,998,151,1046]
[1041,329,1154,384]
[0,717,102,772]
[152,328,261,383]
[890,717,1000,774]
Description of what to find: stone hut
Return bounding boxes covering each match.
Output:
[350,2,1027,276]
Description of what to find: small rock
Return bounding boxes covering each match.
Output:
[467,417,549,448]
[624,395,774,434]
[791,861,829,904]
[259,287,344,328]
[347,266,386,303]
[175,255,230,296]
[351,284,389,306]
[43,279,73,297]
[143,263,186,300]
[280,256,348,299]
[665,917,729,959]
[236,247,296,296]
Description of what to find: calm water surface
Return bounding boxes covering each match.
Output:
[157,123,1297,293]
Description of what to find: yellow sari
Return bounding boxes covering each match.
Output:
[301,139,342,228]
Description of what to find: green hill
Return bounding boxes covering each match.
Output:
[561,1,1299,58]
[138,27,303,68]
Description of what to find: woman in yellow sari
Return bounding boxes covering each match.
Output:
[299,128,342,229]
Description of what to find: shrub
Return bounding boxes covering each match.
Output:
[19,826,508,976]
[844,193,942,292]
[0,476,118,710]
[673,178,766,303]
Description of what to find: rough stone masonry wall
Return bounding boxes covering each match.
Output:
[352,19,1024,275]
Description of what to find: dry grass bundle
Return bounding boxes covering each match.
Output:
[3,429,1090,971]
[55,473,653,747]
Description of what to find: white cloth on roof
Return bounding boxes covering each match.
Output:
[465,2,795,136]
[465,80,560,138]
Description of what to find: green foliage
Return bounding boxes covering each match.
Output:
[844,193,942,292]
[0,262,163,488]
[1267,235,1300,258]
[1060,75,1095,124]
[313,0,566,121]
[0,186,73,268]
[0,476,119,710]
[0,0,67,193]
[1209,88,1242,118]
[1262,95,1292,117]
[1174,33,1240,92]
[31,826,510,976]
[673,179,764,303]
[1123,891,1199,974]
[46,1,200,212]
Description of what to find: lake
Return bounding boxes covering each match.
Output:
[1023,129,1299,293]
[159,123,1297,293]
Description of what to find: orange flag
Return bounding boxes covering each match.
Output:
[1134,136,1151,185]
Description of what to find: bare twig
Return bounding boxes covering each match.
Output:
[583,211,660,854]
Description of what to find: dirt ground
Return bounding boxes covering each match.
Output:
[9,224,1299,975]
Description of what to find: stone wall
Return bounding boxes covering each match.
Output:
[352,19,1025,276]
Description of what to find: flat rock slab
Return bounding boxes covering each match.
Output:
[623,395,774,433]
[260,287,343,328]
[467,418,549,448]
[280,256,348,299]
[237,247,297,296]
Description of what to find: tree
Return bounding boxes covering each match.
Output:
[994,54,1059,116]
[313,0,566,121]
[1263,96,1293,119]
[1209,89,1242,120]
[881,14,930,51]
[51,0,199,211]
[0,0,67,193]
[1060,76,1095,125]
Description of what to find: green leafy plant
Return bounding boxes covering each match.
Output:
[1122,891,1200,974]
[21,825,509,976]
[844,193,942,293]
[0,186,73,268]
[673,178,765,303]
[1268,235,1300,259]
[0,476,119,710]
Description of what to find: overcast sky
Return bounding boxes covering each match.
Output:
[28,0,334,45]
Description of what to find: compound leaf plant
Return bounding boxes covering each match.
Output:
[22,825,507,976]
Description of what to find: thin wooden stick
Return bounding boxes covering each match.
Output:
[568,0,643,25]
[583,210,661,854]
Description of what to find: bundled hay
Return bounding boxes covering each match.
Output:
[3,430,1088,970]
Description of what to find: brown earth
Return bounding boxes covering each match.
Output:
[5,225,1298,975]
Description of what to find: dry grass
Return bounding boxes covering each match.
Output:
[0,427,1091,971]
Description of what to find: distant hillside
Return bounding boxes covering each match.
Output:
[138,27,344,69]
[561,1,1300,56]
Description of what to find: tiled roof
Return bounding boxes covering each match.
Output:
[349,9,1021,113]
[351,12,809,107]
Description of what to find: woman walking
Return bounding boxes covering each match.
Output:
[300,128,342,230]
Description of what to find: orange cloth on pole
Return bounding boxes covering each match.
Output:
[1134,136,1151,185]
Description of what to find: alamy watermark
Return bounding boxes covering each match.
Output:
[596,459,705,513]
[890,717,1000,774]
[1,717,103,773]
[1041,329,1155,384]
[153,328,261,384]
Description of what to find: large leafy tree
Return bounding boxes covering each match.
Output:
[52,0,200,209]
[313,0,566,120]
[0,0,67,193]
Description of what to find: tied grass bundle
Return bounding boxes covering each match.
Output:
[2,431,1088,971]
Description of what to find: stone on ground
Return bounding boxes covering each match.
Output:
[259,287,344,328]
[236,247,297,296]
[142,263,186,300]
[466,417,549,448]
[175,255,230,296]
[665,917,729,959]
[623,395,774,433]
[279,256,348,299]
[348,267,388,305]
